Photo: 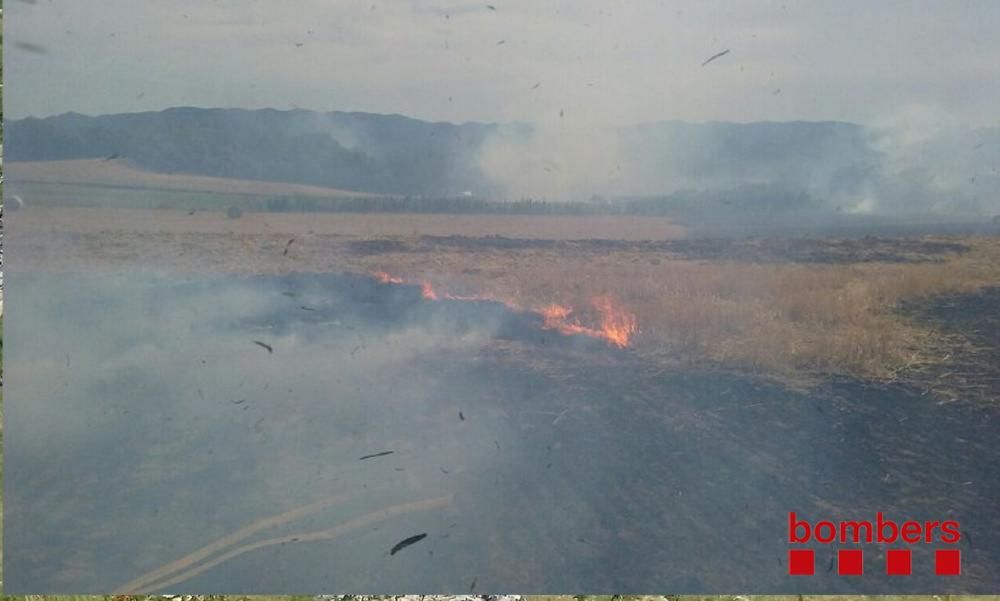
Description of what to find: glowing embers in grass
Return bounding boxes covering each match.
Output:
[371,271,638,348]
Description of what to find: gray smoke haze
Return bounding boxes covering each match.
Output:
[5,0,999,218]
[471,107,999,217]
[476,119,628,200]
[8,271,503,457]
[5,268,535,591]
[8,106,997,219]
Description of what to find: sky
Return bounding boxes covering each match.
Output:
[5,0,1000,128]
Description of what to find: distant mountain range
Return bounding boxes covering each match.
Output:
[6,107,998,215]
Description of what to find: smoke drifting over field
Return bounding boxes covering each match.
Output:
[477,120,628,200]
[474,107,1000,217]
[8,106,998,220]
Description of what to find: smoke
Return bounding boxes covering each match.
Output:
[5,270,508,461]
[476,119,628,201]
[474,106,999,218]
[873,104,962,167]
[860,104,996,215]
[6,269,538,591]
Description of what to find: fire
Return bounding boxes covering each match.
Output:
[540,303,573,326]
[373,271,404,285]
[369,271,638,348]
[539,299,637,349]
[421,281,439,300]
[591,294,639,349]
[420,280,493,303]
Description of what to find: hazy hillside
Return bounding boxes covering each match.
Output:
[5,107,997,216]
[5,108,509,197]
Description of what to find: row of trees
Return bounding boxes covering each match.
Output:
[259,195,606,215]
[252,183,819,216]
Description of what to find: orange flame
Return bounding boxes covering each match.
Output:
[539,298,637,349]
[421,280,495,303]
[421,281,439,300]
[368,272,637,348]
[591,294,638,349]
[372,271,404,285]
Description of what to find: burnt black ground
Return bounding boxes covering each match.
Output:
[897,287,1000,406]
[347,235,970,264]
[4,272,998,593]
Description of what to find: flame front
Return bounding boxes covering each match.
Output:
[370,271,637,348]
[591,294,638,349]
[539,299,637,349]
[420,282,440,300]
[373,271,404,285]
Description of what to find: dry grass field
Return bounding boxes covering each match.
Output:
[10,206,1000,382]
[8,206,687,239]
[7,159,382,198]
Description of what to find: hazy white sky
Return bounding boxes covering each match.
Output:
[5,0,999,126]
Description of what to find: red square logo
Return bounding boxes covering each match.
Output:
[887,548,912,575]
[936,549,961,576]
[789,549,815,575]
[838,548,864,575]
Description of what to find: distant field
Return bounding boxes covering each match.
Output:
[6,159,381,198]
[9,206,687,240]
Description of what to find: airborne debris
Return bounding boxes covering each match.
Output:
[359,450,395,460]
[252,340,273,353]
[701,48,730,66]
[459,411,465,421]
[390,533,428,555]
[15,41,47,54]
